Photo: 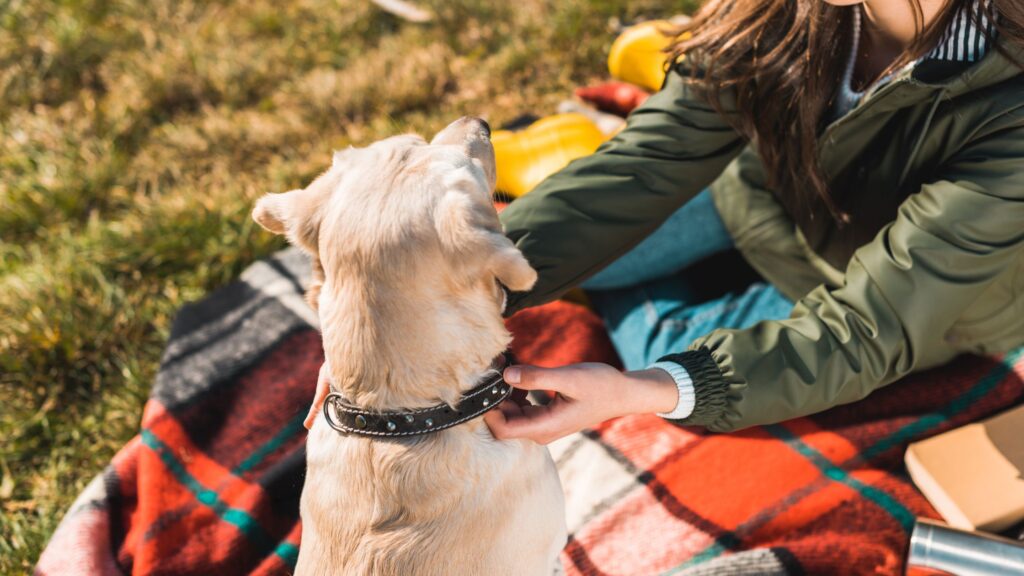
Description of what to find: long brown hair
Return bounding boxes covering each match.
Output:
[667,0,1024,223]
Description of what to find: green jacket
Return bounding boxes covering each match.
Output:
[499,38,1024,432]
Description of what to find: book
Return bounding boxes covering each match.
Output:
[905,403,1024,532]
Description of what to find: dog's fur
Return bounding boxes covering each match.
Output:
[253,117,567,575]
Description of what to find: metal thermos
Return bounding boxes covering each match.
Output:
[907,518,1024,575]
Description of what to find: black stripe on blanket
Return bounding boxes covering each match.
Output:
[154,248,318,409]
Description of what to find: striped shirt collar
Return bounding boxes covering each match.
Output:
[835,0,999,116]
[926,0,998,62]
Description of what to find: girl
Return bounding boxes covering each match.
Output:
[486,0,1024,442]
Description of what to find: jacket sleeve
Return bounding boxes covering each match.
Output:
[665,122,1024,432]
[499,67,746,314]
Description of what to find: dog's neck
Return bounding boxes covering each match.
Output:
[317,278,511,411]
[320,347,508,411]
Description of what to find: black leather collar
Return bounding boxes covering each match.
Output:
[322,352,518,437]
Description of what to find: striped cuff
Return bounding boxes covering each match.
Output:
[648,361,695,420]
[656,348,730,427]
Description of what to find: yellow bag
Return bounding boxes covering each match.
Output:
[492,113,605,198]
[492,20,686,198]
[607,20,677,92]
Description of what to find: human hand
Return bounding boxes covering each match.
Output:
[483,362,679,445]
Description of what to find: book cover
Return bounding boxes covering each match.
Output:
[905,403,1024,532]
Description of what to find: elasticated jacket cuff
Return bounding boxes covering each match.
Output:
[654,347,729,428]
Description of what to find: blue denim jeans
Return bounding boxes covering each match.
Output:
[581,190,795,371]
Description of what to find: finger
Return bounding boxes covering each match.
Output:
[520,404,549,418]
[483,408,509,439]
[497,399,525,419]
[503,365,576,395]
[486,401,553,441]
[485,396,530,440]
[495,402,576,445]
[304,404,317,430]
[304,364,331,430]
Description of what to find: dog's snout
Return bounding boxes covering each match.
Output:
[476,118,491,137]
[431,116,494,148]
[459,116,490,138]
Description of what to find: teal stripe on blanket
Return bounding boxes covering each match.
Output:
[767,424,916,530]
[859,347,1024,462]
[234,411,306,474]
[140,429,298,569]
[665,543,727,574]
[275,542,300,566]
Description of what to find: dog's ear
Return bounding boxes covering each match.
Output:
[252,191,295,235]
[486,235,537,292]
[434,192,537,292]
[254,188,328,310]
[252,189,323,251]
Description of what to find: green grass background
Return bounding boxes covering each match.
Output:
[0,0,698,571]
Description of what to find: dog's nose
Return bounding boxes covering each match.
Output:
[468,117,490,137]
[432,116,493,146]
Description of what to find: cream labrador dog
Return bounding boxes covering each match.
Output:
[252,117,567,575]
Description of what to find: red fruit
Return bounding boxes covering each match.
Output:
[574,82,651,116]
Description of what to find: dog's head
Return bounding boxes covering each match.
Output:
[252,117,535,406]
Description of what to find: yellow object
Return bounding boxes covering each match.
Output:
[492,113,605,198]
[607,20,677,92]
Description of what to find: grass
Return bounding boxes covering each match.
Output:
[0,0,698,571]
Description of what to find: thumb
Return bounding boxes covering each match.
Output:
[304,364,332,430]
[503,364,573,394]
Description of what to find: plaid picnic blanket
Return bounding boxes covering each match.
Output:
[37,247,1024,575]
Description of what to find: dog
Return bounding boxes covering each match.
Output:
[252,117,567,575]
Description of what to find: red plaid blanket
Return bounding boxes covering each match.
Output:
[37,248,1024,575]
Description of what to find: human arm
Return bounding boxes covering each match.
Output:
[489,122,1024,441]
[667,123,1024,432]
[498,66,747,314]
